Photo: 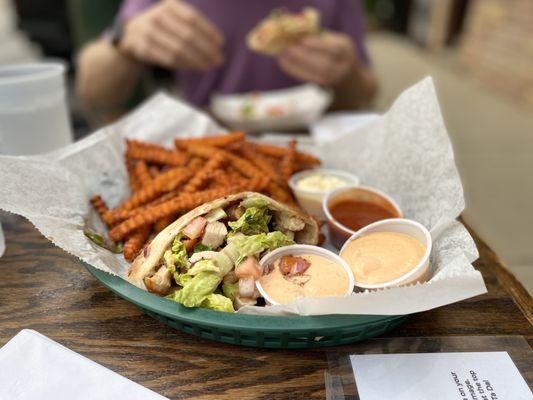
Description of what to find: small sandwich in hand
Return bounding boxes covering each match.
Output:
[127,192,319,312]
[247,7,320,56]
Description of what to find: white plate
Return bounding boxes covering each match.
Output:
[210,84,332,132]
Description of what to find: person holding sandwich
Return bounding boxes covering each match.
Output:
[76,0,377,113]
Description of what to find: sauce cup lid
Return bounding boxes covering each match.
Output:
[257,244,355,306]
[322,185,403,237]
[339,218,432,290]
[288,168,360,195]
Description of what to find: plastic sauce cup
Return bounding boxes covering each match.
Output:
[257,244,355,306]
[323,185,403,249]
[288,168,359,219]
[340,218,432,290]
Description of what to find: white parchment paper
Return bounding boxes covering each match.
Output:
[0,77,487,316]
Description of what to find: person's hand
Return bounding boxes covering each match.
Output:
[118,0,224,70]
[278,32,358,86]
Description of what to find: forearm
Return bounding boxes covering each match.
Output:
[75,39,144,109]
[332,65,378,111]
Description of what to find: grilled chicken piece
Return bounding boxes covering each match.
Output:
[144,265,172,295]
[201,221,227,249]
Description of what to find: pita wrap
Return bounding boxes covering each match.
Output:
[127,192,319,289]
[247,7,320,56]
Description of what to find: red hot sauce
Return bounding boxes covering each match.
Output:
[330,200,397,233]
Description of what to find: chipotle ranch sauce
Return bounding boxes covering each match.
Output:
[330,200,396,232]
[259,254,350,304]
[341,232,425,285]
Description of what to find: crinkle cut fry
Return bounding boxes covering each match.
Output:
[243,175,270,192]
[109,186,240,241]
[281,139,297,181]
[174,131,245,148]
[104,189,182,226]
[253,141,320,166]
[126,142,188,166]
[126,158,140,193]
[238,145,280,183]
[177,143,259,180]
[148,166,160,179]
[90,195,114,226]
[134,160,152,186]
[209,169,232,189]
[123,225,151,261]
[183,152,226,192]
[266,181,293,204]
[118,167,193,211]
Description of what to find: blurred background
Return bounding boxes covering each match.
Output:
[1,0,532,292]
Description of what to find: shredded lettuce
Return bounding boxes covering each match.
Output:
[200,293,234,313]
[167,271,221,308]
[222,282,239,301]
[167,257,230,309]
[240,197,270,209]
[232,231,294,265]
[205,207,227,222]
[165,234,189,275]
[174,273,192,287]
[193,243,213,253]
[228,207,271,235]
[187,260,219,276]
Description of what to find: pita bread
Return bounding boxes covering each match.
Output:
[127,192,319,289]
[247,8,320,56]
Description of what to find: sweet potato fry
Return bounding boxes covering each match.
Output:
[90,195,114,226]
[118,167,193,211]
[242,175,271,192]
[238,145,281,183]
[127,142,188,166]
[209,169,232,188]
[183,153,226,192]
[148,166,160,179]
[266,181,293,204]
[281,139,296,181]
[134,160,152,186]
[126,158,140,193]
[109,186,239,241]
[123,225,151,261]
[174,131,245,148]
[253,141,320,166]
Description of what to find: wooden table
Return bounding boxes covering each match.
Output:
[0,214,531,399]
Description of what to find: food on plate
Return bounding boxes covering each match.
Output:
[323,186,402,248]
[88,132,321,261]
[238,93,295,120]
[288,169,359,219]
[247,7,320,56]
[126,192,319,312]
[340,232,426,285]
[256,245,353,305]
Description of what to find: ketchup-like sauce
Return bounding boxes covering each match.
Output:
[330,200,396,232]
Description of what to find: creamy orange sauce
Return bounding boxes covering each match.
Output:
[341,232,425,285]
[259,254,350,304]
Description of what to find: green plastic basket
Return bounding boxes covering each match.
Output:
[84,264,407,349]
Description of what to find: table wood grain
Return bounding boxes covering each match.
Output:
[0,214,531,399]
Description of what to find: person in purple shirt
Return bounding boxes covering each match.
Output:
[76,0,377,111]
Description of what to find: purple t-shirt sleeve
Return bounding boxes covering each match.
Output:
[116,0,156,22]
[331,0,371,66]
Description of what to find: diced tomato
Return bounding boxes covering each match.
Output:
[235,256,262,280]
[182,216,207,239]
[279,255,310,276]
